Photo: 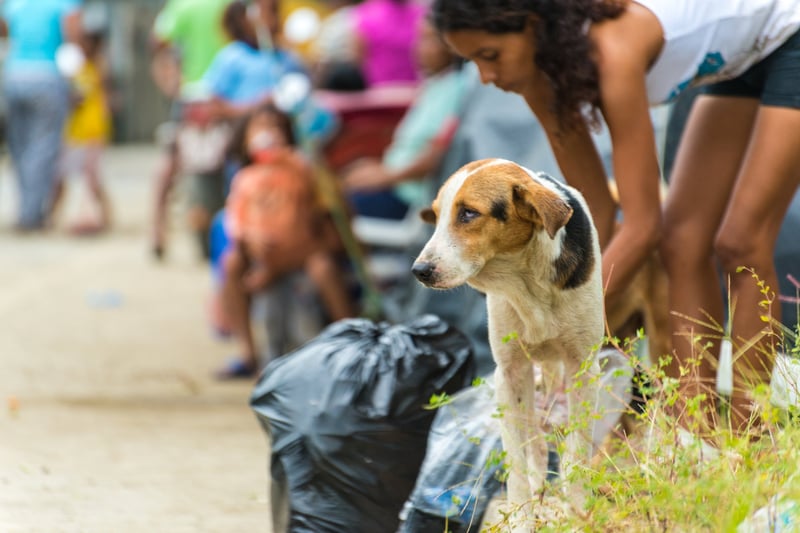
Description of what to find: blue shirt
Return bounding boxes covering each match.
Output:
[2,0,81,73]
[202,41,306,105]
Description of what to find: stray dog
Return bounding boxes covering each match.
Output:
[412,159,604,520]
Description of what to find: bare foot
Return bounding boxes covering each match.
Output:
[69,220,108,236]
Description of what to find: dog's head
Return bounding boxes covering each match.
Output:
[412,159,574,289]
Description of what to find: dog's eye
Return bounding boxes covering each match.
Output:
[457,207,480,224]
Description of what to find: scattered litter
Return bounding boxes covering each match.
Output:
[737,496,798,532]
[7,396,19,416]
[85,290,124,309]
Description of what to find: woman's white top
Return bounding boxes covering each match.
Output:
[635,0,800,104]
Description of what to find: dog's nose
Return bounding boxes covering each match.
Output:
[411,261,435,283]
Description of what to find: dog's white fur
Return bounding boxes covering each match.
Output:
[412,159,604,522]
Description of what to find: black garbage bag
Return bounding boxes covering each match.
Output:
[250,314,475,533]
[397,377,504,533]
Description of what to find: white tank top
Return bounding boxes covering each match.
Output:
[635,0,800,104]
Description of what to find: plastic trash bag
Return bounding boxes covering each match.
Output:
[250,315,475,533]
[737,495,798,532]
[397,377,504,533]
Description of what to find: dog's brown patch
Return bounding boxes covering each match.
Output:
[446,162,565,264]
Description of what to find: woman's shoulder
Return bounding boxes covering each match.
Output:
[590,6,664,77]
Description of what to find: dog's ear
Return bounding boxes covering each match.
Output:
[513,183,573,239]
[419,206,437,224]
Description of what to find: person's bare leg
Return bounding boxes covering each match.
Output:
[84,145,111,231]
[68,148,110,236]
[661,95,758,432]
[152,148,179,258]
[714,104,800,433]
[48,177,65,229]
[221,248,258,369]
[305,252,356,321]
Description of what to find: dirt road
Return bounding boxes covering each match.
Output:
[0,146,272,532]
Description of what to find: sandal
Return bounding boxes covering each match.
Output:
[213,357,258,380]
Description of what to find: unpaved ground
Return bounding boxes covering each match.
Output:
[0,145,272,532]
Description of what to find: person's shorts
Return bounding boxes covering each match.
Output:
[187,169,225,215]
[59,143,104,179]
[702,27,800,109]
[154,100,185,152]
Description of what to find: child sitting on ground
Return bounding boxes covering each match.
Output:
[213,103,356,379]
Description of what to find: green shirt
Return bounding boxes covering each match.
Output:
[153,0,230,87]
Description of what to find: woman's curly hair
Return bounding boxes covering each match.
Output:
[431,0,626,132]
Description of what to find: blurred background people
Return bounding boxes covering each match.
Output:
[352,0,424,88]
[343,15,466,219]
[149,0,230,259]
[51,24,114,235]
[0,0,82,232]
[308,0,364,91]
[213,103,355,378]
[204,0,307,122]
[203,0,308,188]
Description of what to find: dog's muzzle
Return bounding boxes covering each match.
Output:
[411,261,436,285]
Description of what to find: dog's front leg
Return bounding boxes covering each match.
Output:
[561,356,601,493]
[493,345,545,525]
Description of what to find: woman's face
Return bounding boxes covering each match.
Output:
[444,27,536,94]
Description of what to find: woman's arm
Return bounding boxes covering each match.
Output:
[592,23,664,304]
[207,95,263,121]
[342,132,450,191]
[343,115,459,191]
[525,44,661,304]
[524,83,617,252]
[63,8,82,44]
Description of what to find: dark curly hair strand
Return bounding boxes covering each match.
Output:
[431,0,626,131]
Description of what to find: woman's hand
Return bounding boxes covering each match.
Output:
[593,18,665,302]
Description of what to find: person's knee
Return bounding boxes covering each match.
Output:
[222,247,246,276]
[305,252,335,281]
[714,228,770,276]
[187,206,211,231]
[660,219,705,272]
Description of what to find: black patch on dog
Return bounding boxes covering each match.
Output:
[536,174,595,290]
[490,200,508,222]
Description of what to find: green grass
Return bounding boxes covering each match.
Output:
[472,350,800,532]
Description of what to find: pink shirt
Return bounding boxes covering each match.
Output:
[354,0,425,87]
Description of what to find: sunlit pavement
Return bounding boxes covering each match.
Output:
[0,144,271,533]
